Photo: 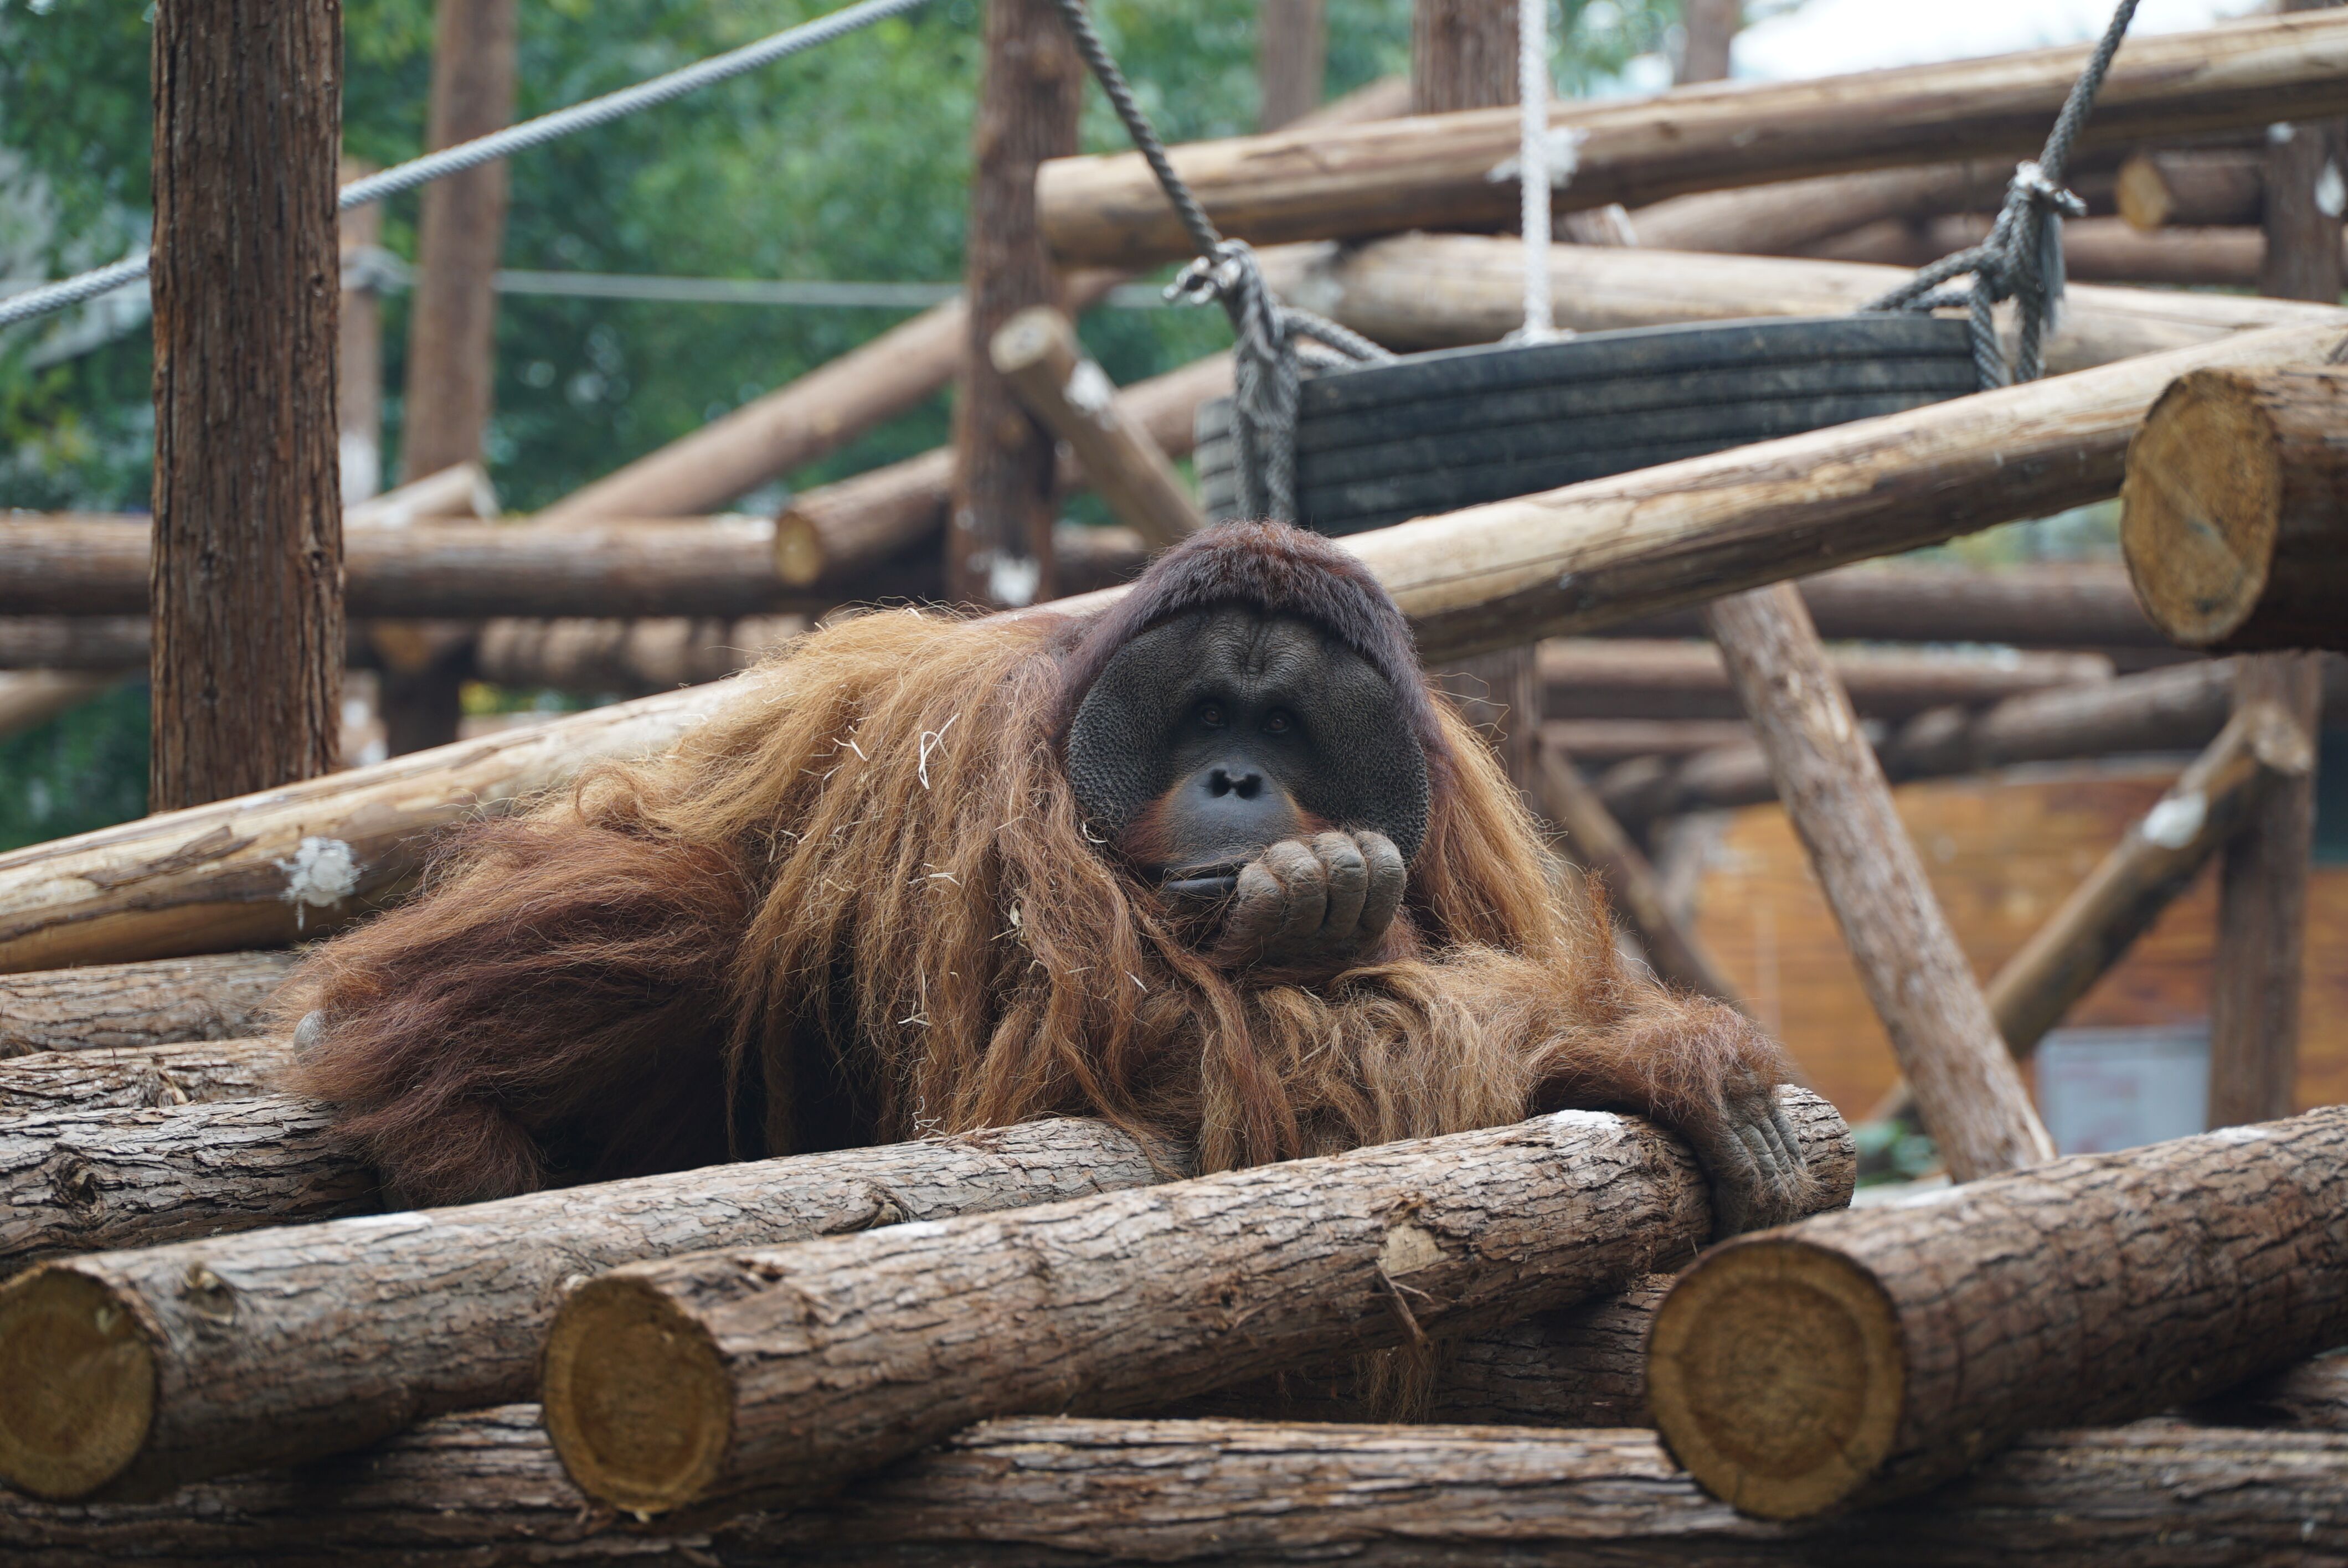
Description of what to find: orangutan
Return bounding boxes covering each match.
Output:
[286,522,1813,1231]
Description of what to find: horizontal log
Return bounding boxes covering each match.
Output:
[1600,560,2166,648]
[1540,641,2112,723]
[1631,157,2118,257]
[2117,148,2264,230]
[0,1097,378,1276]
[475,612,805,693]
[1037,12,2348,267]
[1649,1103,2348,1519]
[1810,213,2274,288]
[6,1407,2346,1564]
[1289,231,2344,368]
[0,1119,1161,1502]
[1542,718,1752,762]
[0,952,298,1056]
[0,616,150,672]
[0,672,116,742]
[538,1092,1851,1516]
[0,1037,291,1117]
[2122,368,2348,653]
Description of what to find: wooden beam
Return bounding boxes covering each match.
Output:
[1812,213,2274,289]
[0,1120,1161,1502]
[538,1093,1850,1517]
[1634,158,2040,256]
[1649,1104,2348,1519]
[0,1037,291,1117]
[0,953,297,1056]
[1540,641,2113,723]
[1258,0,1327,131]
[1036,12,2348,268]
[1704,585,2051,1180]
[1537,741,1744,1008]
[2122,369,2348,653]
[1597,560,2166,649]
[148,0,343,808]
[335,157,384,506]
[991,307,1201,547]
[0,673,116,744]
[2117,148,2264,230]
[1676,0,1740,85]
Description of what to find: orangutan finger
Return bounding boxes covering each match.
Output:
[1356,832,1406,939]
[1261,839,1327,950]
[1313,831,1368,940]
[1222,860,1290,956]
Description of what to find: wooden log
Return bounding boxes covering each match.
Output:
[1536,744,1744,1008]
[0,616,150,673]
[1036,12,2348,268]
[6,1408,2348,1565]
[2122,369,2348,654]
[148,0,344,808]
[1649,1103,2348,1520]
[0,1119,1161,1501]
[991,307,1201,547]
[1817,213,2275,288]
[1539,641,2113,723]
[1542,718,1752,763]
[1291,230,2344,368]
[335,157,385,507]
[12,322,2348,975]
[773,352,1230,589]
[0,1097,378,1276]
[475,613,805,694]
[538,1091,1851,1516]
[1634,160,2023,256]
[1676,0,1739,84]
[1257,0,1326,131]
[2193,1352,2348,1432]
[0,1038,292,1117]
[0,952,297,1056]
[2261,96,2345,303]
[1703,585,2051,1180]
[1603,560,2166,649]
[344,460,499,527]
[2118,148,2264,229]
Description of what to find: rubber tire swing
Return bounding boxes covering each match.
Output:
[1194,315,1978,535]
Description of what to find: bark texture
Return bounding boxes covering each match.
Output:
[1702,585,2051,1180]
[1541,641,2112,724]
[991,307,1201,547]
[2121,369,2348,653]
[1649,1103,2348,1519]
[539,1093,1851,1515]
[1634,158,2052,256]
[8,1408,2347,1565]
[0,1038,292,1118]
[0,1097,378,1278]
[0,954,298,1057]
[2194,1352,2348,1432]
[948,0,1081,608]
[1036,12,2348,267]
[147,0,343,809]
[0,1120,1160,1501]
[1258,0,1327,131]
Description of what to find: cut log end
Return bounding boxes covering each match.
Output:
[2121,372,2283,648]
[772,513,826,590]
[542,1274,733,1515]
[1646,1236,1904,1521]
[0,1267,156,1500]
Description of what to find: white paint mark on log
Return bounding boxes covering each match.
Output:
[276,838,360,908]
[2143,791,2209,849]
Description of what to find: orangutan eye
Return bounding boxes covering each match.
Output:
[1197,702,1226,729]
[1263,710,1292,735]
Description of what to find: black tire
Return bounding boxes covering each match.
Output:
[1195,314,1976,534]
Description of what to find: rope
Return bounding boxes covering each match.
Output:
[0,0,933,333]
[1512,0,1561,343]
[1866,0,2139,387]
[1046,0,1389,525]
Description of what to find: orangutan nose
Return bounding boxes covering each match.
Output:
[1165,761,1302,866]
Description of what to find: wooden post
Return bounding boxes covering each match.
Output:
[337,159,385,508]
[539,1093,1848,1517]
[1258,0,1327,131]
[1704,584,2053,1180]
[1649,1104,2348,1520]
[948,0,1081,610]
[1677,0,1740,85]
[2117,148,2264,229]
[1412,0,1542,799]
[147,0,344,811]
[2212,22,2339,1126]
[990,307,1203,547]
[380,0,517,754]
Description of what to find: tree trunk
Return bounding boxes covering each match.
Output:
[1536,746,1743,1008]
[336,158,385,508]
[1037,11,2348,267]
[147,0,343,810]
[776,352,1230,588]
[1677,0,1739,85]
[0,954,297,1057]
[1650,1102,2348,1520]
[991,307,1202,546]
[2122,369,2348,653]
[0,1120,1161,1502]
[1258,0,1327,131]
[1296,231,2344,367]
[1541,641,2111,723]
[539,1092,1851,1516]
[1703,585,2052,1180]
[0,1038,291,1118]
[12,1406,2346,1564]
[948,0,1080,609]
[2117,149,2264,229]
[0,1097,379,1277]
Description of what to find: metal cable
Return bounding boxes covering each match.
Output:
[0,0,933,333]
[1866,0,2139,387]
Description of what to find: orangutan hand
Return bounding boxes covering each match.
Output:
[1680,1058,1815,1237]
[1207,830,1406,974]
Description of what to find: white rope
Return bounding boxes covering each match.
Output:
[1514,0,1559,343]
[0,0,932,333]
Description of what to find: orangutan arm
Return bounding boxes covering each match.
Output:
[280,816,755,1207]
